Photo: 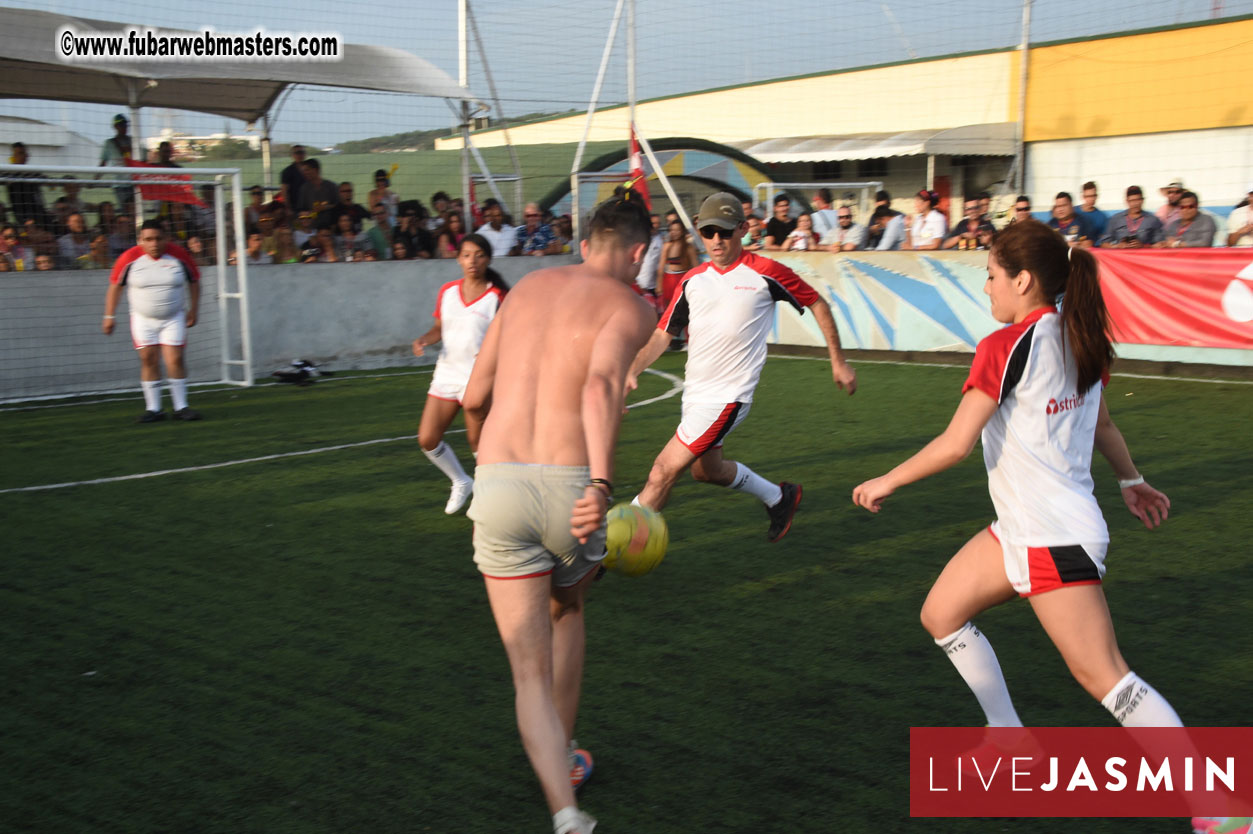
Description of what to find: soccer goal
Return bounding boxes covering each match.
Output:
[0,164,251,403]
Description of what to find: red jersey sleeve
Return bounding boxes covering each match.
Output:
[164,243,200,282]
[962,331,1012,403]
[432,280,459,319]
[748,252,820,308]
[108,246,144,285]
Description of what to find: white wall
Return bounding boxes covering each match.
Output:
[1025,126,1253,217]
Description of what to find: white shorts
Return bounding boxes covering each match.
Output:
[427,379,465,404]
[130,311,186,348]
[988,521,1108,598]
[675,400,751,457]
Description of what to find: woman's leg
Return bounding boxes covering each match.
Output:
[418,396,473,513]
[1029,584,1181,726]
[921,528,1022,726]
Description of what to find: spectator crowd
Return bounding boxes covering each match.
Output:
[1,129,578,272]
[5,120,1251,274]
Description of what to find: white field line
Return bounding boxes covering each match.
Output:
[772,353,1253,385]
[0,369,436,412]
[0,369,683,495]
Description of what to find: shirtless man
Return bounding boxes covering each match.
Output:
[462,190,655,834]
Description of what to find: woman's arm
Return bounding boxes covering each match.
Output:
[1093,393,1170,528]
[412,320,442,356]
[852,388,999,512]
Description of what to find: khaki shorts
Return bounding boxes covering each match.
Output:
[468,463,607,588]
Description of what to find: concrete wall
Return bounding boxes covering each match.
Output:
[1,256,576,402]
[243,256,576,373]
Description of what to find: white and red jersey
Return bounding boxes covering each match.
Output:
[109,244,199,320]
[963,306,1111,548]
[660,252,818,404]
[431,279,505,387]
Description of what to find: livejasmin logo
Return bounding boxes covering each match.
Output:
[1046,392,1085,415]
[928,754,1235,794]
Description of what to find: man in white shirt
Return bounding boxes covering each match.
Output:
[475,201,517,258]
[810,188,839,240]
[1227,185,1253,247]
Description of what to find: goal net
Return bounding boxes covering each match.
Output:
[0,164,250,403]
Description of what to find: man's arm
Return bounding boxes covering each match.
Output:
[626,327,671,393]
[571,306,655,542]
[102,282,123,335]
[186,278,200,327]
[808,296,857,394]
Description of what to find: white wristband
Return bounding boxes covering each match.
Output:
[103,314,115,319]
[1118,476,1144,489]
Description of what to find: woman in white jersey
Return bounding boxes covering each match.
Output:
[412,234,508,514]
[852,220,1181,730]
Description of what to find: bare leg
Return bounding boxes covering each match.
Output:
[690,445,738,487]
[637,435,697,510]
[920,528,1016,639]
[161,343,186,379]
[417,396,462,451]
[484,574,577,815]
[1028,584,1130,700]
[137,345,161,382]
[551,567,599,741]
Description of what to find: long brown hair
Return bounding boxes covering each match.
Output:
[991,220,1113,393]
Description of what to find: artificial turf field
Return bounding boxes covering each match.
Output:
[3,353,1251,833]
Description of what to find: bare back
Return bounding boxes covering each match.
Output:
[473,264,654,467]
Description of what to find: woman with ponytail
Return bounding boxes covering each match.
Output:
[411,233,508,514]
[852,219,1181,729]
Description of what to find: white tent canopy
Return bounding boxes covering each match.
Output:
[0,7,473,123]
[732,123,1017,164]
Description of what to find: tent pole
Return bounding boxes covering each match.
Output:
[129,84,143,230]
[261,115,273,191]
[572,0,625,178]
[459,0,472,231]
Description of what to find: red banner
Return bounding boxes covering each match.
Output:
[1094,249,1253,350]
[627,124,653,210]
[124,160,206,208]
[911,727,1253,818]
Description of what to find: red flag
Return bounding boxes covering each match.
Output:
[468,180,484,228]
[627,125,652,210]
[124,160,206,208]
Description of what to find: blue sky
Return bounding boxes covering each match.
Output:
[4,0,1244,148]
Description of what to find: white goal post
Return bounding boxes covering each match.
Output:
[0,164,251,403]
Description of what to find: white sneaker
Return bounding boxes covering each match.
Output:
[445,479,473,515]
[552,806,596,834]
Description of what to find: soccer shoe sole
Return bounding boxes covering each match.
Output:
[767,483,802,542]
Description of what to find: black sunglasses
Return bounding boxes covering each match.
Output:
[699,226,735,240]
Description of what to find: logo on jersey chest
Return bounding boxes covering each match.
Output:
[1045,393,1085,415]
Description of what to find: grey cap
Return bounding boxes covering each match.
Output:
[697,192,745,230]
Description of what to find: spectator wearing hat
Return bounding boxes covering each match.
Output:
[368,169,399,226]
[905,189,946,250]
[98,114,134,208]
[1156,180,1185,227]
[1226,185,1253,247]
[1099,186,1164,248]
[1155,191,1216,248]
[279,145,307,207]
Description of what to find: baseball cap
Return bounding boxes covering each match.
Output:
[1163,179,1184,190]
[113,113,128,125]
[697,192,745,230]
[1126,186,1143,197]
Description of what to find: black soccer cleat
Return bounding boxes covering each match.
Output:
[173,407,202,421]
[766,482,802,542]
[137,410,167,423]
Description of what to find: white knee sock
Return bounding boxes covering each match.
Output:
[729,462,782,506]
[935,622,1023,727]
[168,377,189,411]
[422,441,469,485]
[553,806,596,834]
[141,379,162,412]
[1101,671,1183,727]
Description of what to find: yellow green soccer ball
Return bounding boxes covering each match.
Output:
[603,503,669,577]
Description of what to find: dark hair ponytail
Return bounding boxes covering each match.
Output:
[458,233,509,294]
[991,220,1113,393]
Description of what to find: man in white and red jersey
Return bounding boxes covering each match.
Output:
[627,192,858,542]
[102,219,202,422]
